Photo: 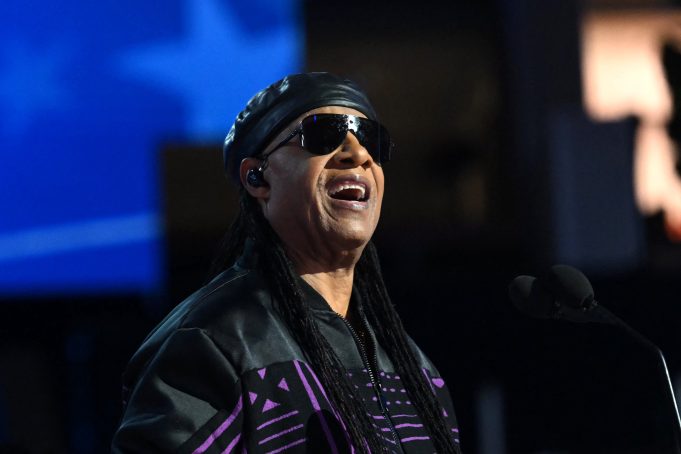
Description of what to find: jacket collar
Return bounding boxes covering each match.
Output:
[234,237,258,270]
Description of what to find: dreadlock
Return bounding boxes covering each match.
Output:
[356,244,460,453]
[208,189,460,453]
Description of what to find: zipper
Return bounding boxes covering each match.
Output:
[336,314,403,453]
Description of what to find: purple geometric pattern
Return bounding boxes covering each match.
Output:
[262,398,280,413]
[189,360,459,453]
[257,410,299,431]
[192,395,243,454]
[432,378,445,388]
[258,423,304,445]
[293,360,339,453]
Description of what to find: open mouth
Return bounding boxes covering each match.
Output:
[328,183,369,202]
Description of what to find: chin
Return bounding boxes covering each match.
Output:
[331,228,375,250]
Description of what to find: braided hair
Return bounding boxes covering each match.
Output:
[208,189,460,453]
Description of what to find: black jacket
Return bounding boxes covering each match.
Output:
[112,248,460,453]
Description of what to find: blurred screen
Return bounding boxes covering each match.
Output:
[581,9,681,243]
[0,0,302,295]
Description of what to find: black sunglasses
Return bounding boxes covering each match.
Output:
[264,113,393,164]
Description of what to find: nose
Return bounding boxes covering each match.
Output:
[332,132,373,168]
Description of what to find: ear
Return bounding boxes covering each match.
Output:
[239,157,270,200]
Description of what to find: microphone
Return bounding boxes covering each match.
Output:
[508,267,597,323]
[509,265,681,451]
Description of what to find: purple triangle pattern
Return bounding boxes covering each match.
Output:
[277,377,289,391]
[257,368,267,379]
[249,392,258,405]
[262,398,280,413]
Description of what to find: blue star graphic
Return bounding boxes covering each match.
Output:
[117,0,301,140]
[0,42,72,137]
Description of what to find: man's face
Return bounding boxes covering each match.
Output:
[254,106,385,261]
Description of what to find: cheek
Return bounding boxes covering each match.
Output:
[371,174,385,226]
[267,168,320,218]
[272,153,323,188]
[374,170,386,203]
[290,160,326,205]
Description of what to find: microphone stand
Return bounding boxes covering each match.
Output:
[510,272,681,452]
[576,300,681,453]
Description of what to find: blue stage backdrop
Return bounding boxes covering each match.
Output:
[0,0,302,296]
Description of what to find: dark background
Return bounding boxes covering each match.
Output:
[2,0,681,452]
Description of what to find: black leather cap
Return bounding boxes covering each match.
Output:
[223,72,377,184]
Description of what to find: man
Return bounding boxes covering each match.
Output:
[112,72,461,453]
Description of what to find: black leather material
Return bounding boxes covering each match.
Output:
[120,253,396,396]
[112,245,458,453]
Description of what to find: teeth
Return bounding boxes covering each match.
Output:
[330,183,366,199]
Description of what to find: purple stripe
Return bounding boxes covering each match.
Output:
[303,363,354,438]
[421,368,435,393]
[193,396,244,454]
[304,362,355,453]
[293,361,321,411]
[221,433,241,454]
[295,361,321,410]
[258,424,304,445]
[401,435,430,443]
[264,437,306,454]
[452,428,459,433]
[294,361,339,454]
[302,363,339,418]
[370,414,385,420]
[257,410,300,431]
[395,423,423,429]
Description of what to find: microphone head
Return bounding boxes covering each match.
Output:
[508,275,555,319]
[544,264,595,310]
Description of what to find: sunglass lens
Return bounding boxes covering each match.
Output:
[300,114,392,163]
[378,124,392,163]
[355,118,392,164]
[301,115,347,155]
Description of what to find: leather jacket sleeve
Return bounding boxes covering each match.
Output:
[112,327,242,454]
